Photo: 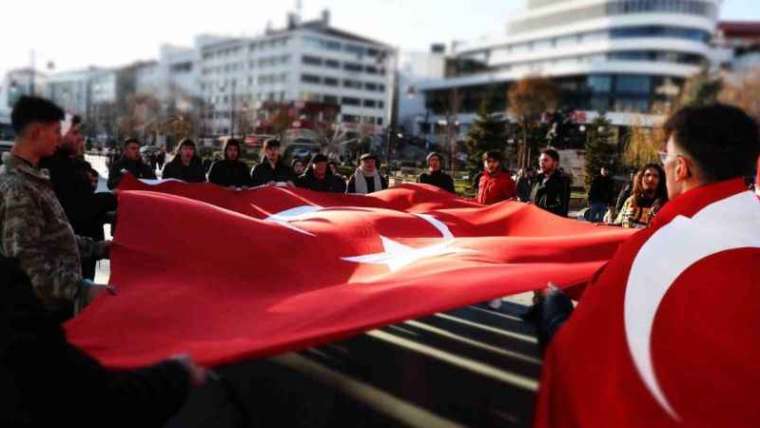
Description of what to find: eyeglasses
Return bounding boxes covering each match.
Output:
[658,151,681,165]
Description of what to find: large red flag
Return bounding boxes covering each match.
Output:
[535,179,760,428]
[65,175,632,369]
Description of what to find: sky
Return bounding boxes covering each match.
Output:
[1,0,758,78]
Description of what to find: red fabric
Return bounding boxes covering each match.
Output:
[477,170,517,205]
[65,175,632,369]
[535,179,760,428]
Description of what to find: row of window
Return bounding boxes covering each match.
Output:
[462,25,711,63]
[298,92,385,109]
[492,49,705,75]
[205,90,288,107]
[301,36,386,60]
[301,55,386,74]
[201,37,290,60]
[509,0,717,35]
[300,74,386,92]
[607,0,716,17]
[341,114,384,126]
[201,55,291,75]
[201,73,289,92]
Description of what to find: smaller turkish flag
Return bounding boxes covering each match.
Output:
[535,179,760,428]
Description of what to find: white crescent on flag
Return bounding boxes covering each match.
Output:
[624,191,760,420]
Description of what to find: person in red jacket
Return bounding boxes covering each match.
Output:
[476,150,516,205]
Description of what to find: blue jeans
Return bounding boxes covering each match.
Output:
[588,202,608,223]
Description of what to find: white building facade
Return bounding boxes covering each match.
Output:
[413,0,721,133]
[198,12,395,137]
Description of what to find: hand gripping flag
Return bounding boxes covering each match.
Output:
[66,175,633,369]
[535,179,760,428]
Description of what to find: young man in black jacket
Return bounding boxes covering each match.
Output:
[296,153,346,193]
[161,139,206,183]
[251,138,294,186]
[107,138,156,189]
[0,255,206,428]
[40,116,117,278]
[208,138,253,187]
[530,148,570,217]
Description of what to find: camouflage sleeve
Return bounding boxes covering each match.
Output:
[76,235,108,260]
[0,185,81,304]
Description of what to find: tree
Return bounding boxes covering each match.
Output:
[677,71,722,108]
[623,117,663,171]
[719,70,760,123]
[464,98,507,172]
[584,115,617,187]
[508,76,559,169]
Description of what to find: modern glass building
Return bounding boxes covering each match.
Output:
[414,0,721,131]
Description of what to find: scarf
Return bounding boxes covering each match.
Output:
[352,167,382,194]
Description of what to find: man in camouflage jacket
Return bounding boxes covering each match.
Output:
[0,97,110,320]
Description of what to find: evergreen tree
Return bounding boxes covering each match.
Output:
[464,98,507,173]
[583,115,617,188]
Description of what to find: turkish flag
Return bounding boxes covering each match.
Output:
[65,175,632,369]
[535,179,760,428]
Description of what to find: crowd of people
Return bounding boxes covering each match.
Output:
[1,94,759,426]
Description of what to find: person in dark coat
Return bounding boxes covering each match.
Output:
[346,153,388,194]
[250,138,294,186]
[417,152,455,193]
[586,166,615,222]
[161,139,206,183]
[296,153,346,193]
[530,148,570,217]
[107,138,157,189]
[40,116,117,279]
[0,255,207,428]
[208,138,252,187]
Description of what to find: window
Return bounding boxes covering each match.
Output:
[378,101,385,109]
[588,75,613,92]
[365,65,379,74]
[376,118,383,125]
[344,62,362,72]
[363,99,377,108]
[345,44,366,57]
[324,95,338,104]
[342,97,360,106]
[324,77,339,87]
[365,82,378,91]
[325,59,340,69]
[301,74,321,84]
[343,79,362,89]
[615,75,651,94]
[302,55,323,66]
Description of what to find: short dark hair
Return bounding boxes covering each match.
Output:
[71,115,82,127]
[263,138,280,149]
[483,150,503,162]
[311,153,328,164]
[175,138,196,155]
[664,104,760,182]
[123,137,140,147]
[223,138,241,159]
[541,148,560,163]
[11,96,64,134]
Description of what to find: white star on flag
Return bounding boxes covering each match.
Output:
[342,236,475,272]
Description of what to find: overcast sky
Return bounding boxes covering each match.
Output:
[1,0,758,78]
